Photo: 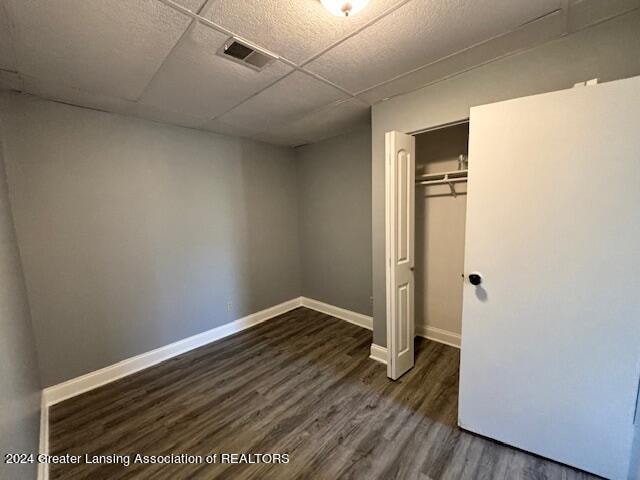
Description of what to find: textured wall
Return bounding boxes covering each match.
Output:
[415,124,468,338]
[632,430,640,480]
[371,9,640,347]
[0,123,41,480]
[0,93,301,387]
[296,128,372,316]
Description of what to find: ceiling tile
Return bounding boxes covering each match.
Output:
[217,71,349,131]
[139,24,293,120]
[0,70,23,91]
[358,9,566,104]
[259,98,370,145]
[0,2,16,71]
[174,0,209,12]
[201,118,261,138]
[307,0,561,93]
[20,75,206,130]
[6,0,192,100]
[203,0,408,63]
[124,102,206,129]
[21,75,132,114]
[251,131,310,147]
[567,0,640,32]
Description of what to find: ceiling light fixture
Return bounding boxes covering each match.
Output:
[320,0,369,17]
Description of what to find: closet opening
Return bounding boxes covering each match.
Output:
[413,121,469,348]
[384,120,469,379]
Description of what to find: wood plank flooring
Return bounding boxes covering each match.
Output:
[49,307,598,479]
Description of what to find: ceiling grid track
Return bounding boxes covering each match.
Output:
[5,0,637,146]
[204,0,634,142]
[248,95,364,145]
[298,0,415,67]
[560,0,572,32]
[150,0,585,142]
[352,7,567,98]
[357,5,640,105]
[152,0,363,129]
[1,0,24,90]
[152,0,413,125]
[135,0,215,102]
[206,70,297,123]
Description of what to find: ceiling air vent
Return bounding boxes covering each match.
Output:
[218,38,276,71]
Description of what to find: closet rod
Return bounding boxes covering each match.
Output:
[416,169,468,197]
[415,169,468,186]
[415,177,467,187]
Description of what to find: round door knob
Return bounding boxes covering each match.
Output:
[468,273,482,286]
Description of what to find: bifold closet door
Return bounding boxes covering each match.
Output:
[459,76,640,479]
[385,131,415,380]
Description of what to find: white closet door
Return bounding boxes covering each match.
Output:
[459,76,640,479]
[385,131,415,380]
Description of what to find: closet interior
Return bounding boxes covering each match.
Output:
[414,122,469,344]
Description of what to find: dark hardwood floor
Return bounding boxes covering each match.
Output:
[49,307,597,479]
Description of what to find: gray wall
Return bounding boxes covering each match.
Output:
[0,124,40,480]
[0,93,301,387]
[371,9,640,347]
[296,127,372,316]
[633,429,640,480]
[415,124,468,338]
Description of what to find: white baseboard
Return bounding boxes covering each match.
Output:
[41,296,375,407]
[38,297,376,480]
[300,297,372,330]
[368,326,460,368]
[42,297,302,407]
[369,343,388,364]
[37,297,300,480]
[416,324,461,348]
[41,298,458,409]
[37,295,374,479]
[299,298,460,350]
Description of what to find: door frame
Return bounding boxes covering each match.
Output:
[408,118,469,137]
[383,117,469,380]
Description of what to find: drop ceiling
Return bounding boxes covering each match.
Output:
[0,0,638,146]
